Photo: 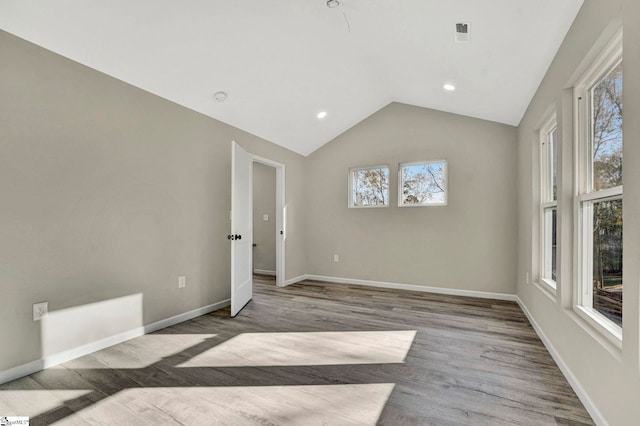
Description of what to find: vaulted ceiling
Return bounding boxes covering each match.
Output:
[0,0,583,155]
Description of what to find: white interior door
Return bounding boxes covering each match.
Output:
[230,141,253,317]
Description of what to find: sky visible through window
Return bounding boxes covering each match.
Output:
[590,60,623,327]
[401,162,446,205]
[351,167,389,207]
[591,61,622,191]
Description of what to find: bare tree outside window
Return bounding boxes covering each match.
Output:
[592,199,622,326]
[590,60,623,326]
[350,166,389,207]
[591,61,623,191]
[400,161,447,206]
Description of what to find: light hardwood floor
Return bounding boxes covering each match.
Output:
[0,276,593,425]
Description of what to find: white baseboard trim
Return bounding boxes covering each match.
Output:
[43,327,147,370]
[282,274,308,287]
[143,299,230,334]
[253,269,276,276]
[305,274,518,301]
[0,359,45,387]
[0,298,230,386]
[516,297,607,426]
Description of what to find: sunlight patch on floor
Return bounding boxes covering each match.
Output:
[82,333,217,369]
[0,389,91,418]
[179,330,416,367]
[57,384,395,425]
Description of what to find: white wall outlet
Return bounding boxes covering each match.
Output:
[263,214,269,222]
[33,302,48,321]
[333,254,339,263]
[178,275,186,289]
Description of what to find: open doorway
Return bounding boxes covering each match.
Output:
[251,154,285,288]
[252,161,277,282]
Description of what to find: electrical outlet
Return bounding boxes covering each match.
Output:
[333,254,339,262]
[33,302,48,321]
[526,272,530,284]
[263,214,269,222]
[178,275,186,289]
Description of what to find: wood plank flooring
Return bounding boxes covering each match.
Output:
[0,276,593,425]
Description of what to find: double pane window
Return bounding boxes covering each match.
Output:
[575,33,623,338]
[540,119,558,288]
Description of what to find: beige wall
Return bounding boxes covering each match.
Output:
[516,0,640,423]
[305,103,518,295]
[252,163,277,273]
[0,30,306,373]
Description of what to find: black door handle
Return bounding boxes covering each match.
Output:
[227,234,242,240]
[236,234,242,240]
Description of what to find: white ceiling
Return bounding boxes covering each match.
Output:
[0,0,583,156]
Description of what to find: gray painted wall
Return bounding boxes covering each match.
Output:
[0,30,307,373]
[516,0,640,423]
[305,103,518,295]
[252,163,277,272]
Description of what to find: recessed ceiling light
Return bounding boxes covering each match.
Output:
[443,83,456,92]
[317,111,328,119]
[213,91,227,102]
[326,0,340,8]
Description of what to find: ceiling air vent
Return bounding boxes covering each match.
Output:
[455,22,470,43]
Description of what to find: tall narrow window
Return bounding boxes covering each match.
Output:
[575,31,623,340]
[540,116,558,290]
[349,165,389,208]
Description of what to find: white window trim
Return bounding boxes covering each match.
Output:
[348,165,390,209]
[397,160,448,207]
[572,28,623,346]
[539,113,557,293]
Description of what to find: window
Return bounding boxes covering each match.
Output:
[540,115,558,290]
[349,165,389,208]
[398,161,447,206]
[575,31,623,340]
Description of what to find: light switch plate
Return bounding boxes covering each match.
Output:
[263,214,269,221]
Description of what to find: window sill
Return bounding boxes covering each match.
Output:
[534,280,556,302]
[573,305,622,351]
[348,205,389,209]
[398,203,447,208]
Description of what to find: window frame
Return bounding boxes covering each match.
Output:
[539,114,558,292]
[348,165,390,209]
[573,29,623,347]
[397,160,448,207]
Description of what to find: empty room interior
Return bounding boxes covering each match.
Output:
[1,0,639,425]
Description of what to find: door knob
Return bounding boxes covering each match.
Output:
[227,234,234,240]
[236,234,242,240]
